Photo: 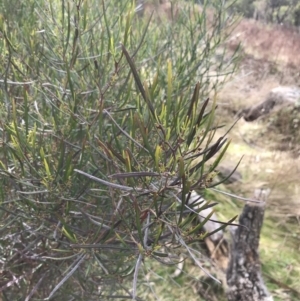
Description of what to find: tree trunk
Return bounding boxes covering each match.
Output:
[226,189,273,301]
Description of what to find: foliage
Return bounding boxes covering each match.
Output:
[0,0,238,300]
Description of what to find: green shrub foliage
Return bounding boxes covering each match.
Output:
[0,0,238,299]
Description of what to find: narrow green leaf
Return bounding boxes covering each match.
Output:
[66,65,76,110]
[122,45,157,120]
[132,11,153,57]
[189,137,227,175]
[187,95,209,146]
[187,210,214,235]
[208,156,243,188]
[23,89,29,137]
[102,0,111,62]
[63,153,74,182]
[62,225,77,243]
[120,265,135,277]
[123,9,133,47]
[63,1,71,59]
[43,157,51,178]
[179,213,197,229]
[154,145,162,171]
[153,222,165,247]
[152,251,169,258]
[166,59,172,121]
[187,82,200,120]
[134,113,154,157]
[203,215,238,239]
[209,140,231,172]
[134,202,144,248]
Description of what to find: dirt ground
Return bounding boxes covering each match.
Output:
[218,16,300,218]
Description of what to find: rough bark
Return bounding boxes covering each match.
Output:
[226,189,273,301]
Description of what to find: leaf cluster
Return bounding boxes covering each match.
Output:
[0,0,239,299]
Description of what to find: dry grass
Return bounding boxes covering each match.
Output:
[214,14,300,300]
[228,18,300,68]
[217,57,300,221]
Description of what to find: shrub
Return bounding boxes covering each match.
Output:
[0,0,239,299]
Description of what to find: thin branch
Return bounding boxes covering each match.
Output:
[210,188,261,203]
[103,109,149,153]
[74,169,134,191]
[132,253,143,300]
[46,253,86,300]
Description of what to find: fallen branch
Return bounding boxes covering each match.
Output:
[239,86,300,122]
